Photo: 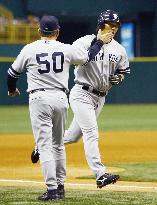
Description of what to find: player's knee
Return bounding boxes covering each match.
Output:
[39,150,53,164]
[82,127,98,138]
[64,135,81,144]
[64,129,82,144]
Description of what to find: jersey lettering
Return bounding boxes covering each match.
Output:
[36,52,64,74]
[91,52,120,63]
[109,54,119,63]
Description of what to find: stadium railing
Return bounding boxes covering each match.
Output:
[0,24,39,44]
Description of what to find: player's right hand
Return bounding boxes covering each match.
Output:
[97,29,114,44]
[8,88,20,97]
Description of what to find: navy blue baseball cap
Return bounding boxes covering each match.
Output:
[40,15,60,33]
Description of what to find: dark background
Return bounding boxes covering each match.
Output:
[0,0,157,104]
[0,0,157,56]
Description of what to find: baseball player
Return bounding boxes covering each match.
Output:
[7,15,113,201]
[64,9,130,188]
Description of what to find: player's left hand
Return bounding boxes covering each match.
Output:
[109,74,124,85]
[8,88,20,97]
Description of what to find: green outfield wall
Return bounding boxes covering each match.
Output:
[0,58,157,105]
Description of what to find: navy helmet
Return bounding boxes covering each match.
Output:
[40,15,60,34]
[97,10,120,27]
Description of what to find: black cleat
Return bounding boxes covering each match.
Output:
[57,184,65,199]
[31,146,39,163]
[38,189,58,201]
[97,173,120,188]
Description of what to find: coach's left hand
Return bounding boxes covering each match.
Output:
[8,88,20,97]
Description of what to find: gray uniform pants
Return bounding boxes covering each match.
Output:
[29,89,69,189]
[64,84,106,180]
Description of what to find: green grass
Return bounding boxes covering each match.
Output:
[116,162,157,182]
[0,186,157,205]
[78,162,157,182]
[99,104,157,131]
[1,104,157,204]
[0,105,31,133]
[0,104,157,133]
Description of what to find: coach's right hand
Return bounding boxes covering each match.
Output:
[97,29,114,44]
[8,88,20,97]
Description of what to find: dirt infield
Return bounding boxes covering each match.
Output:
[0,131,157,192]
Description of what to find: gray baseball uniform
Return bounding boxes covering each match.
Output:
[64,34,130,180]
[7,35,105,191]
[7,39,94,189]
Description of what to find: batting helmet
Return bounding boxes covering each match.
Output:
[97,10,120,28]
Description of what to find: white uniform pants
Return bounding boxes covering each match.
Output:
[64,84,106,179]
[29,90,69,189]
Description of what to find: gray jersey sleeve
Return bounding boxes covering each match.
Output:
[116,48,130,74]
[12,45,29,73]
[70,45,89,65]
[72,35,90,50]
[70,35,95,65]
[119,48,129,68]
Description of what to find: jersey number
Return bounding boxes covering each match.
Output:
[36,52,64,74]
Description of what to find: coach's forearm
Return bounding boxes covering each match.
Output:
[88,40,103,62]
[7,74,17,92]
[7,67,21,92]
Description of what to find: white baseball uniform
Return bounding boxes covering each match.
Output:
[64,34,130,180]
[8,39,92,189]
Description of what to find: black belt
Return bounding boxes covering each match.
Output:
[29,88,45,94]
[82,85,106,97]
[29,88,67,94]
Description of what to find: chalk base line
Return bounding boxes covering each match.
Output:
[0,179,157,192]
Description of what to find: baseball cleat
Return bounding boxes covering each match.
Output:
[57,184,65,199]
[38,189,58,201]
[96,173,120,188]
[31,146,39,163]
